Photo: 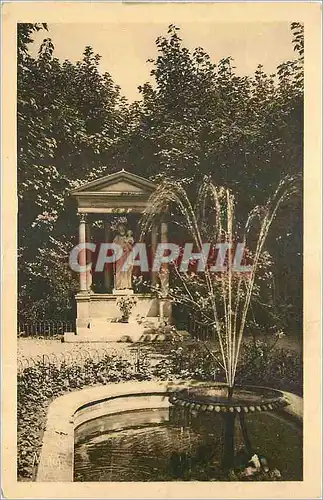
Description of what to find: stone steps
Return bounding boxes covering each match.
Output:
[64,322,189,343]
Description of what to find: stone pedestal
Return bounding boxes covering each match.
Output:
[66,293,170,342]
[65,322,146,343]
[159,298,172,323]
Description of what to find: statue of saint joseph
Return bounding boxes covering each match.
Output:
[113,223,134,290]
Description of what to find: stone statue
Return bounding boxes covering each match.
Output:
[113,224,134,290]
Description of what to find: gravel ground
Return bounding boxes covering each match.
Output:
[17,338,127,359]
[17,333,301,369]
[17,338,140,371]
[18,333,301,358]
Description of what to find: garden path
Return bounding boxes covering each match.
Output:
[18,334,301,362]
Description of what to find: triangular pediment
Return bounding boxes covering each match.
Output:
[100,180,146,193]
[70,170,156,195]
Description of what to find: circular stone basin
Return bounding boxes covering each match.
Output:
[74,400,302,481]
[169,385,290,413]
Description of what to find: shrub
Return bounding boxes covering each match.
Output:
[235,340,303,395]
[151,341,222,381]
[152,339,303,395]
[115,296,137,322]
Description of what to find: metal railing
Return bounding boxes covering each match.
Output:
[17,346,143,374]
[18,320,75,337]
[186,315,213,341]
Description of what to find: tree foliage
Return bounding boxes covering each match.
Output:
[18,23,303,329]
[18,24,127,319]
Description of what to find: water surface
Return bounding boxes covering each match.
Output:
[74,405,302,481]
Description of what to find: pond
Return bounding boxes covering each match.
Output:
[74,398,302,482]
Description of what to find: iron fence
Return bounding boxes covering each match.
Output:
[187,315,213,341]
[18,316,213,340]
[18,320,75,337]
[17,346,142,374]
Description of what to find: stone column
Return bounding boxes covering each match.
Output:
[78,213,87,292]
[86,219,92,292]
[104,218,112,292]
[151,225,158,287]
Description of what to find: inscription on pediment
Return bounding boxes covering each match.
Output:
[99,181,144,193]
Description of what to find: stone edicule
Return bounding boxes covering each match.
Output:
[66,170,172,342]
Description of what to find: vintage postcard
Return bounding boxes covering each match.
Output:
[1,2,321,498]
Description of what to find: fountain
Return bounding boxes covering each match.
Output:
[141,174,299,394]
[72,384,302,482]
[169,384,290,472]
[65,176,302,482]
[140,174,300,477]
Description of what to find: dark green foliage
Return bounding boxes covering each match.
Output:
[153,340,302,396]
[18,23,303,331]
[18,25,127,321]
[235,341,302,394]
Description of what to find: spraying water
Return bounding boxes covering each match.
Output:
[141,175,300,394]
